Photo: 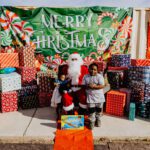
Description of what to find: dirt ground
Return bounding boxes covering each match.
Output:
[0,137,150,150]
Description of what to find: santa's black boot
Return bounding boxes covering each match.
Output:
[78,107,87,115]
[67,109,74,115]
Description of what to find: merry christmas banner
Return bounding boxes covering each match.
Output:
[0,6,133,62]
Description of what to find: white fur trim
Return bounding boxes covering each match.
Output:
[63,103,74,111]
[79,103,87,109]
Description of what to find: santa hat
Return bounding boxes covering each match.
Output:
[62,93,74,111]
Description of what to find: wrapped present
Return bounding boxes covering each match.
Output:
[111,54,131,67]
[18,85,38,97]
[0,72,21,92]
[131,59,150,66]
[129,81,145,102]
[37,72,55,92]
[136,101,150,118]
[61,115,84,130]
[17,67,36,86]
[128,66,150,84]
[17,45,35,67]
[0,91,18,113]
[144,84,150,102]
[38,92,52,107]
[108,66,128,70]
[19,95,38,109]
[0,53,19,68]
[119,88,131,112]
[106,90,126,117]
[92,61,106,72]
[107,70,127,89]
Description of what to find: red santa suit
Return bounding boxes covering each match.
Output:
[60,53,88,112]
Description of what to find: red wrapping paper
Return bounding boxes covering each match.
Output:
[17,67,36,86]
[38,92,52,107]
[106,90,126,117]
[0,91,18,113]
[17,45,35,67]
[131,59,150,66]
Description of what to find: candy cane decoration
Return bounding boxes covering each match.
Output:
[97,12,114,25]
[83,56,94,65]
[0,10,22,36]
[52,58,65,65]
[89,52,98,59]
[44,56,53,63]
[20,21,33,44]
[0,31,12,46]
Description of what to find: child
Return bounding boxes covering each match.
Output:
[51,74,70,119]
[82,63,105,129]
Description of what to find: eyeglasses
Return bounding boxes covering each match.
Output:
[72,58,78,61]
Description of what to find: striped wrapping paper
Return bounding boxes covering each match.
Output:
[0,53,19,68]
[129,81,145,102]
[107,70,127,89]
[111,54,131,67]
[17,45,35,67]
[131,59,150,66]
[144,84,150,102]
[128,66,150,84]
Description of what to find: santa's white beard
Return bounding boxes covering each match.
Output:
[68,61,81,85]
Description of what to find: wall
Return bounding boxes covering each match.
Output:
[131,8,150,59]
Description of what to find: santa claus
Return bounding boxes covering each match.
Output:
[59,52,89,114]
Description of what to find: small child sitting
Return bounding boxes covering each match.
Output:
[51,74,71,119]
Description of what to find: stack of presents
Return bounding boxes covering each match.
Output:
[106,54,150,120]
[0,48,149,121]
[0,46,56,113]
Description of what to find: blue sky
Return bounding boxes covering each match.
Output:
[0,0,150,7]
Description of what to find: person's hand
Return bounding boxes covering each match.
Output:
[88,84,96,89]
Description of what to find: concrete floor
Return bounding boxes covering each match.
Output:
[0,107,150,139]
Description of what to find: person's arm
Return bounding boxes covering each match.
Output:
[88,74,105,89]
[88,84,104,89]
